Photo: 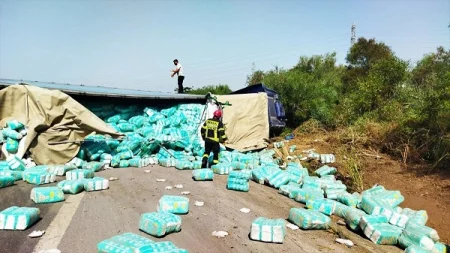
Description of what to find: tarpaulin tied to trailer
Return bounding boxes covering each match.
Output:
[0,84,122,164]
[212,93,270,152]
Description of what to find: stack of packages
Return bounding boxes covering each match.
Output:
[23,161,110,203]
[397,212,444,252]
[1,120,27,156]
[288,208,331,230]
[30,187,65,204]
[250,217,286,243]
[318,183,447,251]
[303,149,335,164]
[157,195,190,215]
[137,195,188,238]
[252,165,279,185]
[0,206,41,230]
[139,212,182,237]
[0,157,26,188]
[211,163,233,175]
[286,162,309,184]
[0,138,31,187]
[97,232,188,253]
[192,169,214,181]
[227,170,251,192]
[0,120,111,202]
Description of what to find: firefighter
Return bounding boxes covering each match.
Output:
[201,110,227,168]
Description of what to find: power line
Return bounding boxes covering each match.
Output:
[186,34,351,68]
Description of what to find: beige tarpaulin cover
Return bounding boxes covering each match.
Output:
[216,93,269,151]
[0,84,123,165]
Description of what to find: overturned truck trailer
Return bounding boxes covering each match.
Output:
[0,79,205,164]
[0,79,271,165]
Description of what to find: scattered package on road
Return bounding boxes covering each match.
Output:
[158,195,190,214]
[139,212,182,237]
[57,180,85,194]
[30,187,65,204]
[192,169,214,181]
[227,170,250,192]
[83,177,109,191]
[97,232,188,253]
[288,208,331,230]
[0,206,40,230]
[0,175,15,188]
[250,217,286,243]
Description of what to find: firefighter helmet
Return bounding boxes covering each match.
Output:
[214,110,222,118]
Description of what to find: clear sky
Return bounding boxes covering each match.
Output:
[1,0,449,92]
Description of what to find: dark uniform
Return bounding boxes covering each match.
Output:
[201,117,227,168]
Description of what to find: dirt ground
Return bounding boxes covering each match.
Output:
[287,132,450,244]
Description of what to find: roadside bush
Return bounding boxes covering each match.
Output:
[245,38,449,171]
[261,53,343,127]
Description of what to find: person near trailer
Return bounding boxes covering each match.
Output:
[171,59,185,93]
[201,110,227,168]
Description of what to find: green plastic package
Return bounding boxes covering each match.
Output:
[139,212,182,237]
[157,195,189,215]
[57,180,85,194]
[31,187,65,204]
[0,206,40,230]
[288,208,331,230]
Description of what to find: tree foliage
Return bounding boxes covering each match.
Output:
[346,37,393,70]
[185,84,232,95]
[249,53,344,127]
[343,38,395,92]
[246,70,264,86]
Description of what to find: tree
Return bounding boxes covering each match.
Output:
[410,47,450,132]
[174,86,193,93]
[346,37,393,70]
[412,46,450,87]
[343,37,395,92]
[246,70,264,86]
[185,84,232,95]
[262,53,343,127]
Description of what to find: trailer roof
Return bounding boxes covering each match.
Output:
[0,79,205,101]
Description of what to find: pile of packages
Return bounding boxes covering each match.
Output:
[200,139,446,251]
[77,103,207,169]
[0,120,27,155]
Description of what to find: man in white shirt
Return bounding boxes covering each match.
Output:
[171,59,185,93]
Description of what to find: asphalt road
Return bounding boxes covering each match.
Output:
[0,166,403,253]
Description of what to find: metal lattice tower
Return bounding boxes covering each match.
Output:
[351,23,356,46]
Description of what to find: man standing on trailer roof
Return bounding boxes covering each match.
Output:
[171,59,185,93]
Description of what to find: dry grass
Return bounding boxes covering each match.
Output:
[335,145,365,192]
[294,119,328,135]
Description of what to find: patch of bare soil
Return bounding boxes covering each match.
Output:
[286,132,450,244]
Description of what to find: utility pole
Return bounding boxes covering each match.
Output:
[351,22,356,46]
